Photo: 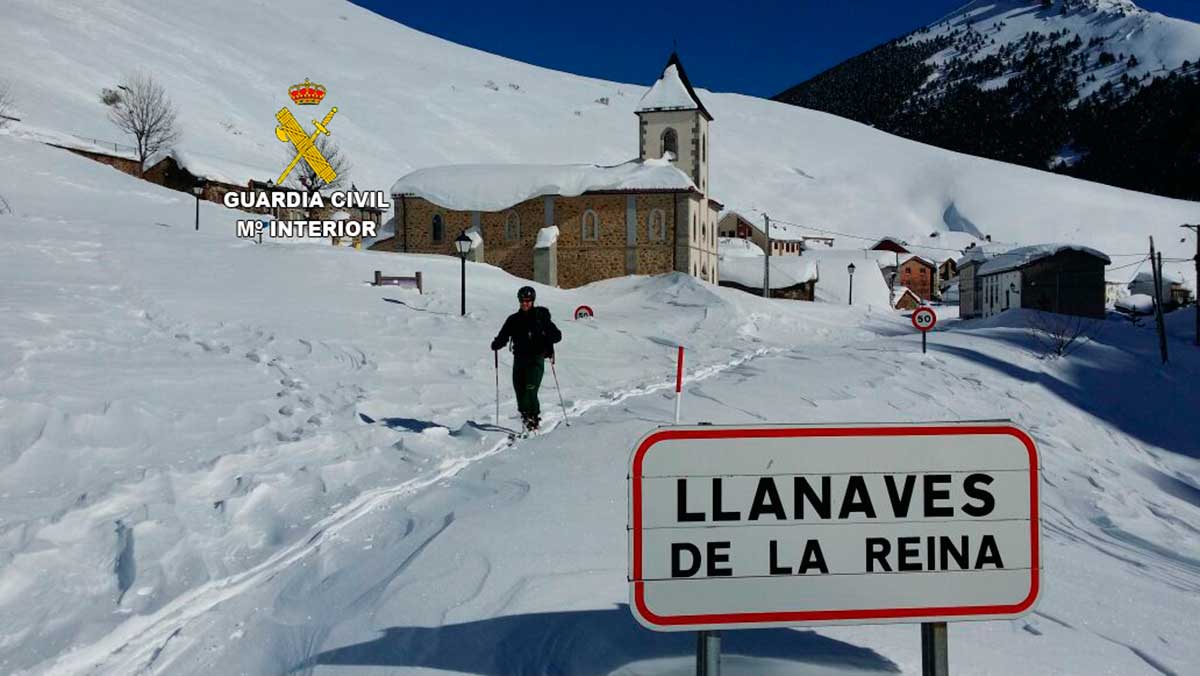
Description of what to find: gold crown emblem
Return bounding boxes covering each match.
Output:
[288,79,326,106]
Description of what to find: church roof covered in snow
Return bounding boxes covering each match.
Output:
[636,53,713,121]
[390,157,696,212]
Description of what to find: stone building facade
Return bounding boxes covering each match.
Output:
[373,53,722,289]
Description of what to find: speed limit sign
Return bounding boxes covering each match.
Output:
[912,306,936,353]
[912,306,937,332]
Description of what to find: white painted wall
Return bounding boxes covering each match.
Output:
[980,270,1022,318]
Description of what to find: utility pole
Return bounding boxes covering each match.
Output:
[762,214,771,299]
[1183,224,1199,346]
[1150,237,1169,364]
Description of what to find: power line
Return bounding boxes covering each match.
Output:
[766,216,1179,261]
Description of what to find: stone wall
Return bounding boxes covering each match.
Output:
[380,191,702,289]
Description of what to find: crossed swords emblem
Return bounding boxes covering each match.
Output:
[275,106,338,186]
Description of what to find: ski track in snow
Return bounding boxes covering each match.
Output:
[38,346,783,675]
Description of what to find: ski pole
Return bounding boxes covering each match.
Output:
[550,356,569,426]
[494,349,500,426]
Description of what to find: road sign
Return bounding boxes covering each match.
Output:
[574,305,594,320]
[912,306,937,332]
[628,422,1041,631]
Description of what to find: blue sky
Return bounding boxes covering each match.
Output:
[351,0,1200,98]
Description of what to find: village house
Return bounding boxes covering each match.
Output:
[939,258,958,283]
[870,236,910,254]
[372,54,721,289]
[959,244,1111,319]
[717,210,832,256]
[893,287,923,310]
[1128,270,1193,309]
[897,254,937,302]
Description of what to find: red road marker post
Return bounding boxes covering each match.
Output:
[674,346,684,424]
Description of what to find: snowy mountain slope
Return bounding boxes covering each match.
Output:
[774,0,1200,203]
[1,0,1197,283]
[2,131,1200,675]
[0,135,885,674]
[918,0,1200,100]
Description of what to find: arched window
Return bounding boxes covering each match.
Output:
[504,210,521,241]
[581,209,599,241]
[661,128,678,160]
[649,209,666,241]
[432,214,444,242]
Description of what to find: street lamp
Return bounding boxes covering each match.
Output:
[191,181,205,231]
[454,231,472,316]
[847,262,856,305]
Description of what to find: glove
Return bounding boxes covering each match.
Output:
[491,337,505,351]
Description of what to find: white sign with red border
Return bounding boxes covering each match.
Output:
[628,422,1041,631]
[912,306,937,332]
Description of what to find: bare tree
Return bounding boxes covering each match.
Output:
[1028,311,1098,358]
[284,134,351,191]
[0,79,14,128]
[108,72,181,172]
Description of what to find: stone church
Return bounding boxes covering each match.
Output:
[371,54,721,289]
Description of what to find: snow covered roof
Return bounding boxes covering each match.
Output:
[870,236,909,252]
[1130,269,1185,286]
[144,148,274,187]
[893,286,922,307]
[719,255,817,290]
[976,244,1111,276]
[391,158,695,211]
[636,53,712,121]
[717,236,763,259]
[900,254,936,268]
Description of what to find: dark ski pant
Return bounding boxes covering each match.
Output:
[512,356,545,420]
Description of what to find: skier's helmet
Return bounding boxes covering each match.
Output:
[517,286,536,302]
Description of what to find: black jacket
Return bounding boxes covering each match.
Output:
[491,306,562,358]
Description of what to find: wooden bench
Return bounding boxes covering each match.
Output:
[374,270,423,294]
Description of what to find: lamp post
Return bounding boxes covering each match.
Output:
[847,262,856,305]
[454,231,472,316]
[191,182,204,231]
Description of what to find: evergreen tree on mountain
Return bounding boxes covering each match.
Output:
[772,5,1200,200]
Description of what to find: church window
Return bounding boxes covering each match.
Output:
[505,210,521,241]
[581,209,600,241]
[432,214,444,242]
[661,128,678,160]
[649,209,666,241]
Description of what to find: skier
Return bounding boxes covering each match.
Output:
[491,286,562,433]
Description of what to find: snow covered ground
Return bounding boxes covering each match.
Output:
[1,1,1199,673]
[2,129,1200,675]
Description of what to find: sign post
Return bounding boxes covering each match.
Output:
[628,421,1041,674]
[912,306,937,354]
[922,621,949,676]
